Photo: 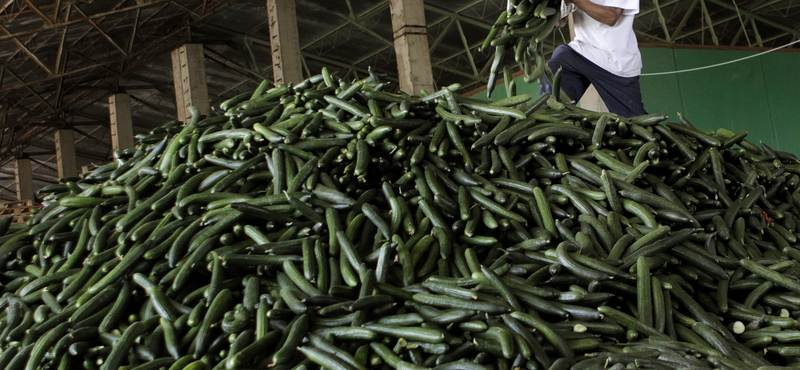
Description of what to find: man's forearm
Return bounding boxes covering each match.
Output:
[569,0,623,26]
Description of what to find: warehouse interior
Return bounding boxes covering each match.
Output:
[0,0,798,201]
[4,1,800,369]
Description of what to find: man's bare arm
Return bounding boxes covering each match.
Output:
[567,0,623,26]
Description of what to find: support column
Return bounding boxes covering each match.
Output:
[109,93,136,152]
[171,48,187,123]
[171,44,210,122]
[267,0,304,85]
[15,158,33,202]
[390,0,435,95]
[567,14,608,113]
[54,129,78,179]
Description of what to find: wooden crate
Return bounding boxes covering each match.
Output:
[0,200,42,225]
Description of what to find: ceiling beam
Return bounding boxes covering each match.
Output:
[1,5,181,137]
[637,0,682,18]
[0,168,58,183]
[54,6,70,74]
[24,150,55,156]
[128,8,140,55]
[671,0,699,41]
[705,0,798,37]
[0,24,54,75]
[21,0,53,26]
[2,67,56,112]
[203,45,267,82]
[751,17,763,47]
[730,10,752,46]
[455,20,479,76]
[331,10,394,48]
[652,0,672,42]
[424,2,492,31]
[29,157,58,173]
[673,14,739,42]
[72,5,128,57]
[428,17,455,54]
[0,3,224,95]
[0,2,229,164]
[0,1,170,42]
[300,1,390,50]
[700,0,719,45]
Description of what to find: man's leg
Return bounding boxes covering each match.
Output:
[586,73,648,118]
[539,45,591,102]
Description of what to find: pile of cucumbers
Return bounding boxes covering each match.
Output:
[482,0,563,98]
[1,67,800,370]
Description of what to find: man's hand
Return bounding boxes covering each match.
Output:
[570,0,624,27]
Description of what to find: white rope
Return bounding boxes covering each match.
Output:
[640,39,800,76]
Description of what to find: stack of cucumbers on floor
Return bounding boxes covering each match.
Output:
[2,68,800,370]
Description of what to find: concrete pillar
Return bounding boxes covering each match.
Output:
[109,93,136,152]
[267,0,304,85]
[15,158,33,202]
[171,49,187,123]
[54,129,78,179]
[390,0,435,95]
[567,14,608,112]
[171,44,210,122]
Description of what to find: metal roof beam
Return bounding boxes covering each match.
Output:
[331,10,394,47]
[203,46,267,82]
[428,17,454,54]
[673,14,738,41]
[128,94,177,120]
[0,24,54,75]
[700,0,719,45]
[751,17,764,47]
[29,157,57,173]
[23,150,55,156]
[636,30,670,43]
[128,8,142,55]
[52,0,61,23]
[762,30,794,44]
[0,0,13,15]
[2,67,55,112]
[0,2,224,162]
[72,127,111,148]
[300,1,390,50]
[72,5,128,57]
[21,0,53,26]
[0,168,58,183]
[455,20,479,76]
[671,0,699,41]
[424,2,492,31]
[0,5,221,95]
[54,10,69,74]
[0,1,170,42]
[637,0,682,18]
[705,0,798,37]
[652,0,672,42]
[731,15,749,46]
[195,24,393,82]
[337,1,488,76]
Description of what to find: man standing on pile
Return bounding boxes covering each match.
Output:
[540,0,647,118]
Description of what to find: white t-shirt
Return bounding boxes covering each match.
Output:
[562,0,642,77]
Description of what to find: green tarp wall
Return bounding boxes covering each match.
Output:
[469,46,800,155]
